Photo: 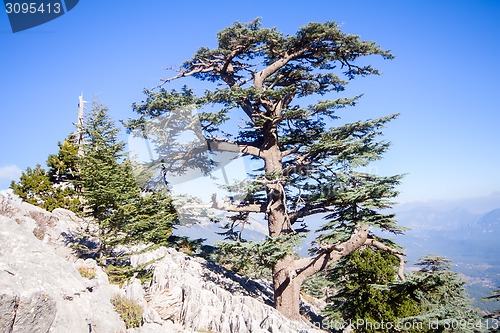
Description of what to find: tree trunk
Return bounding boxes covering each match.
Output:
[263,126,303,319]
[272,255,303,321]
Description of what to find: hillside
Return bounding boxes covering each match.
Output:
[0,193,324,333]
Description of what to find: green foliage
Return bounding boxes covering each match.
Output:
[111,295,143,329]
[78,101,177,250]
[10,161,81,212]
[78,101,138,246]
[123,191,177,246]
[11,134,81,213]
[11,164,53,208]
[398,256,485,333]
[301,270,333,299]
[46,135,79,183]
[106,263,153,286]
[324,248,420,332]
[214,233,304,279]
[324,253,485,332]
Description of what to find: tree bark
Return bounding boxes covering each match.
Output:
[272,255,304,321]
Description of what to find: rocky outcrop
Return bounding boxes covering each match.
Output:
[0,193,324,333]
[126,247,324,333]
[0,214,125,333]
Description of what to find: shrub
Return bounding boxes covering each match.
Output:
[111,295,143,329]
[78,266,97,279]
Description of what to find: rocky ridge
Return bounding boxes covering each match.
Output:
[0,192,325,333]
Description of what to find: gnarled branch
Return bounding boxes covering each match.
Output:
[364,238,406,281]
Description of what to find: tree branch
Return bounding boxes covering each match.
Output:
[211,194,266,213]
[292,224,371,281]
[253,49,308,91]
[206,137,262,157]
[364,238,406,281]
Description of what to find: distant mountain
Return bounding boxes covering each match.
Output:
[477,208,500,235]
[392,200,500,311]
[396,192,500,214]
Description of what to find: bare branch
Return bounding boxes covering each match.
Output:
[160,64,216,85]
[211,194,266,213]
[206,137,262,157]
[364,238,406,281]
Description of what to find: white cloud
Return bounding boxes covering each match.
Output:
[0,165,22,180]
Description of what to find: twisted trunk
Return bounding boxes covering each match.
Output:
[272,255,304,321]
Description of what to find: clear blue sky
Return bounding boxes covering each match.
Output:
[1,0,499,203]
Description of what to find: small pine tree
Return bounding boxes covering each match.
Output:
[399,255,484,333]
[78,101,141,248]
[11,164,54,208]
[78,100,177,251]
[324,247,420,333]
[10,158,80,213]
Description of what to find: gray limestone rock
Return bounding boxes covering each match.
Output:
[132,248,324,333]
[0,214,125,333]
[0,193,325,333]
[0,289,19,333]
[12,291,57,333]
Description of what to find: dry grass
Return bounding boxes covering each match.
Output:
[78,266,97,279]
[111,295,143,329]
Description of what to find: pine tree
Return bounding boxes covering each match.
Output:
[11,164,54,209]
[127,19,406,319]
[78,101,139,249]
[79,100,177,251]
[46,134,79,183]
[397,256,484,333]
[324,247,420,333]
[10,136,81,213]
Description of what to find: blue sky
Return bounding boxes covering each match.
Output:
[1,0,499,203]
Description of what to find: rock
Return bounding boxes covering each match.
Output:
[130,246,170,268]
[132,248,325,333]
[0,216,125,333]
[51,208,80,223]
[1,194,326,333]
[12,291,57,333]
[0,289,19,332]
[122,278,147,308]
